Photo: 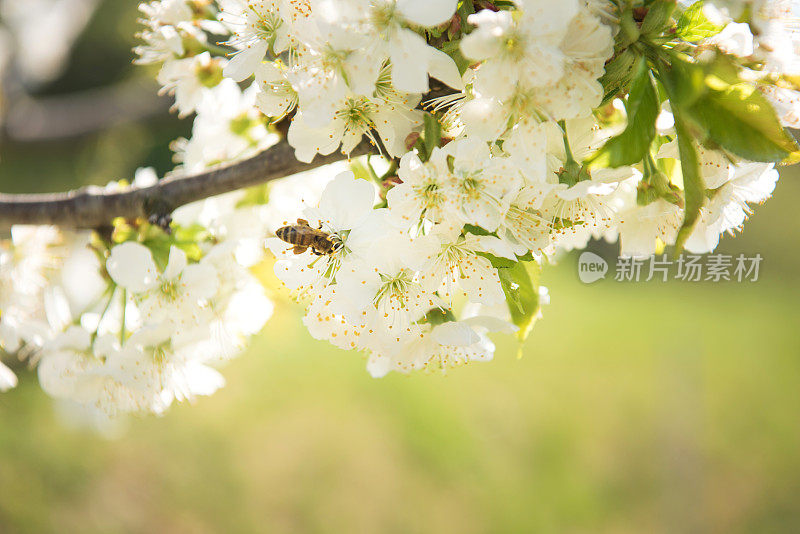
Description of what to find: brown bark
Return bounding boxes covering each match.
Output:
[0,140,372,228]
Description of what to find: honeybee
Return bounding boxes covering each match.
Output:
[276,218,342,256]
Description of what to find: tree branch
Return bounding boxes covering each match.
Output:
[0,81,456,229]
[0,139,373,228]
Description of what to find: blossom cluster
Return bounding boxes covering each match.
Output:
[268,167,524,376]
[2,0,799,425]
[0,169,277,424]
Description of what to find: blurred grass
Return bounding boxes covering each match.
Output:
[2,0,800,530]
[1,253,799,532]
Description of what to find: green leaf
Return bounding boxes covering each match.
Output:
[676,1,723,42]
[462,224,492,236]
[658,55,706,107]
[688,81,800,162]
[134,223,212,270]
[589,56,659,168]
[427,26,444,39]
[658,53,797,162]
[441,40,472,75]
[423,113,442,159]
[641,0,677,37]
[673,115,704,253]
[476,252,515,269]
[422,307,457,326]
[599,48,639,102]
[497,261,541,342]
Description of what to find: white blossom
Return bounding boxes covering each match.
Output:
[287,90,423,162]
[172,79,279,172]
[269,170,382,294]
[685,162,778,253]
[459,2,613,138]
[386,148,455,228]
[366,316,515,377]
[417,227,506,306]
[37,323,225,416]
[617,199,683,258]
[441,138,523,232]
[316,0,461,94]
[157,52,226,117]
[107,243,218,331]
[253,60,298,119]
[220,0,299,82]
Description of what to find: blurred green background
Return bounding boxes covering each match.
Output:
[1,2,799,532]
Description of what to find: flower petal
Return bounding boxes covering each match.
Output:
[107,242,159,293]
[317,171,376,230]
[432,321,480,346]
[428,48,464,90]
[181,263,219,301]
[223,41,269,82]
[397,0,457,26]
[164,246,188,280]
[390,29,432,94]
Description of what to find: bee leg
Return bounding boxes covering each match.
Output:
[292,245,308,255]
[297,218,310,227]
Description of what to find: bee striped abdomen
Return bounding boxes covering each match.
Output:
[277,225,303,245]
[275,225,292,242]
